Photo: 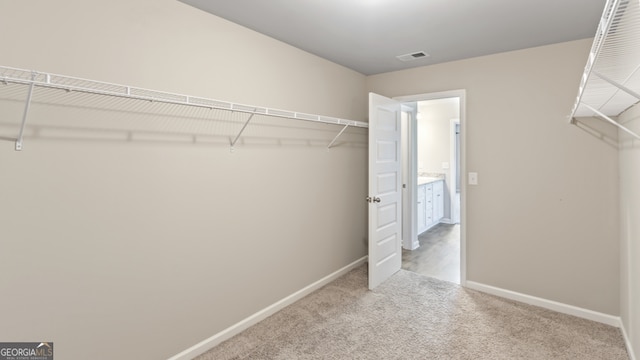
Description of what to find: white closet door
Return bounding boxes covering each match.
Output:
[368,93,402,290]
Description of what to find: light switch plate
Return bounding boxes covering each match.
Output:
[442,162,450,169]
[468,172,478,185]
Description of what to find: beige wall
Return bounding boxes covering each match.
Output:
[0,1,367,359]
[368,39,620,315]
[618,104,640,358]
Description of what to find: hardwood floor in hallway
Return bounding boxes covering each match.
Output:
[402,223,460,284]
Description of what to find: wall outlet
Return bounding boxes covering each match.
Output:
[442,162,450,169]
[468,172,478,185]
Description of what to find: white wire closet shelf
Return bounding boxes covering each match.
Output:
[0,65,368,151]
[569,0,640,141]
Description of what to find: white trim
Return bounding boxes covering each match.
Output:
[449,118,460,224]
[400,104,418,251]
[621,321,637,360]
[412,240,420,249]
[466,281,621,327]
[395,90,465,103]
[168,256,368,360]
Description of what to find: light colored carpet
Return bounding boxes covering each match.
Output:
[195,265,628,359]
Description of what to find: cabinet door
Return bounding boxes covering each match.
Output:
[417,184,427,233]
[425,184,434,227]
[433,180,444,222]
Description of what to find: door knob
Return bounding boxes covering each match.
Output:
[373,197,381,203]
[366,196,382,203]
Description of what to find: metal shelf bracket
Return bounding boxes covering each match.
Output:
[15,72,36,151]
[327,124,349,149]
[592,71,640,101]
[583,103,640,141]
[230,111,256,152]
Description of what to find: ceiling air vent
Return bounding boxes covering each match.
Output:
[396,51,430,62]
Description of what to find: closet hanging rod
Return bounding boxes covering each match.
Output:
[0,65,369,129]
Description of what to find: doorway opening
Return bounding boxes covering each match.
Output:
[395,90,466,285]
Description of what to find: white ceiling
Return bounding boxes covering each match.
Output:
[179,0,606,75]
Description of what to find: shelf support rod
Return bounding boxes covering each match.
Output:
[592,71,640,101]
[327,124,349,149]
[15,72,36,151]
[582,103,640,141]
[230,111,256,151]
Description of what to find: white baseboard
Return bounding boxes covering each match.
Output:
[167,256,368,360]
[409,240,420,250]
[465,281,621,327]
[441,218,461,225]
[402,239,419,251]
[620,321,637,360]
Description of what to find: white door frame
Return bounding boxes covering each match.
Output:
[394,89,467,286]
[401,104,418,250]
[450,118,460,224]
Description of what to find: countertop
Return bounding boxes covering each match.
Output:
[418,177,443,185]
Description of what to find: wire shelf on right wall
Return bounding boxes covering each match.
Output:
[570,0,640,141]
